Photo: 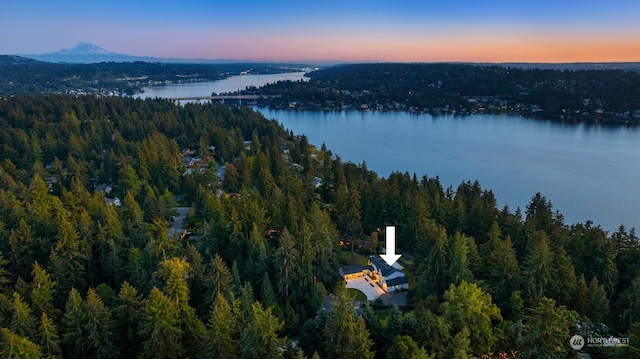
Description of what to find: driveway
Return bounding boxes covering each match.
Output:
[345,276,385,301]
[168,207,190,237]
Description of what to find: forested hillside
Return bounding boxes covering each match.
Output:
[0,56,303,96]
[247,63,640,123]
[0,95,639,358]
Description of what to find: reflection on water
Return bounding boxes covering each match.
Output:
[133,73,640,231]
[259,108,640,232]
[133,72,307,101]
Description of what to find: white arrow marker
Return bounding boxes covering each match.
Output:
[380,225,402,266]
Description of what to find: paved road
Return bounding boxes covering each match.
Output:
[168,207,190,237]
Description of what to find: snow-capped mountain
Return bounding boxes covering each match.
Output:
[53,42,114,56]
[23,42,135,63]
[21,42,242,64]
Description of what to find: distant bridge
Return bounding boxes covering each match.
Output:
[168,94,265,102]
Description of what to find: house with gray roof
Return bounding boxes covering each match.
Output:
[339,264,372,280]
[339,255,409,293]
[368,255,409,292]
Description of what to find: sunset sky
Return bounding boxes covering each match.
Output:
[2,0,640,63]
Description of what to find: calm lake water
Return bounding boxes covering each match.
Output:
[133,72,308,101]
[136,73,640,232]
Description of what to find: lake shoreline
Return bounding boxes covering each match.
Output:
[257,105,640,127]
[136,72,640,232]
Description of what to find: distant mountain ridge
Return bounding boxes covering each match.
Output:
[14,43,640,70]
[52,42,113,56]
[21,42,252,64]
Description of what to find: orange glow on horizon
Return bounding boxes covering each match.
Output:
[312,34,640,64]
[128,29,640,64]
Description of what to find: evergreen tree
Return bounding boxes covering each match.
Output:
[180,303,207,359]
[139,287,183,359]
[204,254,233,306]
[479,221,502,278]
[572,275,589,317]
[386,335,433,359]
[517,297,577,359]
[618,277,640,332]
[324,289,358,359]
[0,328,42,359]
[62,288,85,358]
[440,281,502,356]
[626,322,640,359]
[383,305,404,348]
[120,191,144,238]
[324,289,374,359]
[612,226,640,299]
[83,288,119,359]
[521,232,555,304]
[446,327,472,359]
[486,236,521,313]
[95,204,125,286]
[118,164,141,198]
[240,301,283,359]
[412,308,450,357]
[231,260,243,296]
[308,204,340,285]
[415,223,448,298]
[568,222,618,296]
[50,214,87,306]
[467,237,480,276]
[0,251,13,290]
[588,277,610,324]
[126,247,148,292]
[30,262,58,321]
[114,281,143,358]
[146,219,182,263]
[335,184,362,245]
[240,281,255,322]
[203,292,240,359]
[298,312,329,358]
[37,312,61,359]
[524,192,554,231]
[353,316,375,359]
[447,232,472,285]
[297,218,314,288]
[276,228,299,300]
[10,292,38,342]
[550,245,577,306]
[260,272,279,310]
[246,222,268,285]
[155,257,206,358]
[8,219,36,282]
[361,301,382,354]
[155,257,192,308]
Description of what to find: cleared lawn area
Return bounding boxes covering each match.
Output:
[338,249,367,266]
[347,288,367,301]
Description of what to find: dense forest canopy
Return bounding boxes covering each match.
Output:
[245,63,640,123]
[0,95,639,358]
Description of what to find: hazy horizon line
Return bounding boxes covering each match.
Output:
[7,53,640,67]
